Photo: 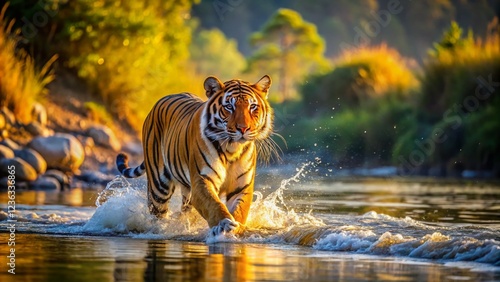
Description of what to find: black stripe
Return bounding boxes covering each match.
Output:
[200,174,217,190]
[197,145,220,179]
[151,189,168,204]
[227,182,251,201]
[237,166,253,179]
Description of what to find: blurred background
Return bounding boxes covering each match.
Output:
[1,0,499,178]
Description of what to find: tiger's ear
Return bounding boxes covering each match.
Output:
[254,75,272,98]
[204,76,224,98]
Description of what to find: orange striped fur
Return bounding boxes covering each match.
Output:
[116,75,273,235]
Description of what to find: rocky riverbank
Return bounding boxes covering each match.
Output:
[0,78,143,191]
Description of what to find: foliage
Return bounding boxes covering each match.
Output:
[189,27,246,81]
[395,20,500,171]
[300,45,418,116]
[419,20,500,121]
[0,4,56,123]
[83,101,114,128]
[47,0,196,130]
[282,98,414,167]
[246,8,330,102]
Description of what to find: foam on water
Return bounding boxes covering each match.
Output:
[1,161,499,267]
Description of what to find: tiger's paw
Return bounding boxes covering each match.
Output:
[210,218,243,237]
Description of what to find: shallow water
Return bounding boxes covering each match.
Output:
[0,164,499,281]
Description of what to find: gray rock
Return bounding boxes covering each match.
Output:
[31,102,47,127]
[87,125,121,152]
[0,139,20,150]
[78,136,95,156]
[44,169,70,189]
[0,157,38,182]
[0,144,14,159]
[0,177,28,190]
[123,141,142,155]
[75,170,114,186]
[25,121,49,137]
[14,148,47,174]
[29,176,61,190]
[28,133,85,173]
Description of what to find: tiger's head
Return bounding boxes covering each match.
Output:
[202,75,273,143]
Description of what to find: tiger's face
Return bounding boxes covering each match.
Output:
[203,75,273,143]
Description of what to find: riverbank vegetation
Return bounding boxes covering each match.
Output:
[1,1,499,177]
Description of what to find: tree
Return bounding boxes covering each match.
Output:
[246,8,329,102]
[189,28,246,80]
[51,0,193,129]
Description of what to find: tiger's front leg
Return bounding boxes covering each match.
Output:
[189,173,244,235]
[225,148,257,229]
[226,166,255,226]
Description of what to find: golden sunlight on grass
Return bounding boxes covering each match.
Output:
[334,44,418,98]
[0,4,56,123]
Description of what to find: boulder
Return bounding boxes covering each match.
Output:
[87,125,121,152]
[31,102,47,126]
[122,141,143,155]
[44,169,70,189]
[0,177,28,190]
[25,121,50,137]
[0,157,38,182]
[14,148,47,174]
[0,144,14,159]
[29,176,61,190]
[0,139,20,150]
[28,133,85,173]
[75,170,114,186]
[78,136,95,156]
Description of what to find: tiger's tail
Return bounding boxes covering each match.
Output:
[116,153,146,178]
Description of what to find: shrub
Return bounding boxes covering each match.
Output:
[51,0,196,130]
[419,20,500,121]
[395,20,500,173]
[300,44,418,116]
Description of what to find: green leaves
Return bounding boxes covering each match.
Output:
[246,9,329,102]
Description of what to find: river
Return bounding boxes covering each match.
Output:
[0,162,499,281]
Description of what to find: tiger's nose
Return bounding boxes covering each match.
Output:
[237,125,249,134]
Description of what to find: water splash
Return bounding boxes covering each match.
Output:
[247,160,323,230]
[2,161,498,267]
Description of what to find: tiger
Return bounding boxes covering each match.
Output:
[116,75,274,236]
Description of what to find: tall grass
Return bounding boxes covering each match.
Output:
[0,4,56,124]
